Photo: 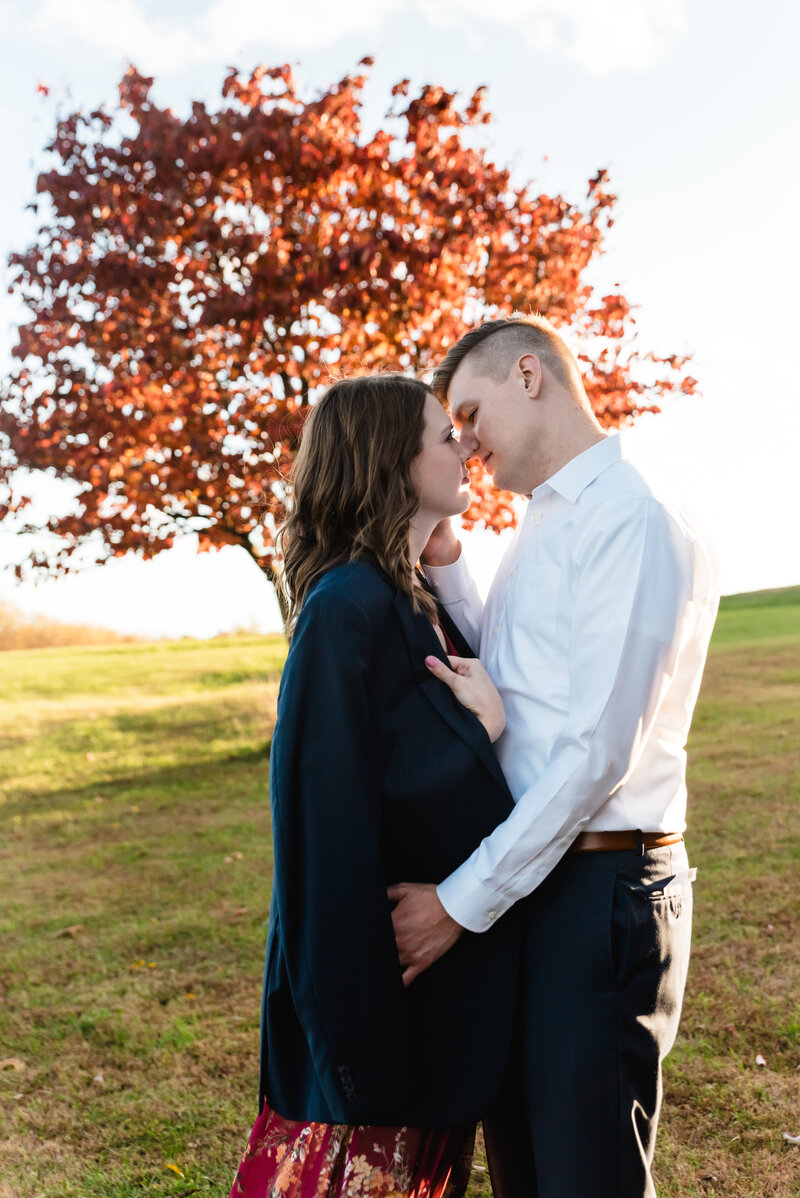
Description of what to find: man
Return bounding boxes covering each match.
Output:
[389,314,720,1198]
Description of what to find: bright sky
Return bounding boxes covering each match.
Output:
[1,0,798,636]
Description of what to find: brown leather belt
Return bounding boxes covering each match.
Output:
[569,831,683,853]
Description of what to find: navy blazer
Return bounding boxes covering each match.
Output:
[259,559,519,1127]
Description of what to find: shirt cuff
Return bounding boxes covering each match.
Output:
[423,549,473,606]
[436,861,515,934]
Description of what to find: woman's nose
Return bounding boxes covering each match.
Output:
[457,437,474,463]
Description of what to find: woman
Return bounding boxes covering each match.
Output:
[230,374,519,1198]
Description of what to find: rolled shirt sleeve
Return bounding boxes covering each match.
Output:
[437,497,695,933]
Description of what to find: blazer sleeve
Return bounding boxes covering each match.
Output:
[268,583,413,1121]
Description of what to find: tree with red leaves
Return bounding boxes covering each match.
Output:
[1,59,695,600]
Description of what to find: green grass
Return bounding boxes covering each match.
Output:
[710,585,800,647]
[1,593,798,1196]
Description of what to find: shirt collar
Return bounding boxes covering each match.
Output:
[536,432,622,505]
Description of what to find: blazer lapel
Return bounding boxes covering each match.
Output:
[436,603,474,659]
[391,589,511,797]
[415,569,475,659]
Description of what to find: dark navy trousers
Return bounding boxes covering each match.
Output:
[483,842,694,1198]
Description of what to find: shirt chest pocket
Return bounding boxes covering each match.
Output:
[508,562,563,659]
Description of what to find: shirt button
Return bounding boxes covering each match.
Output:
[487,910,497,922]
[493,626,498,636]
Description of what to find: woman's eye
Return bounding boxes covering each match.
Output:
[446,428,456,441]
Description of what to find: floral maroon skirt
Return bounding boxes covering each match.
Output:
[229,1101,475,1198]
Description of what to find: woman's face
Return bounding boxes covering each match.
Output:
[409,392,472,523]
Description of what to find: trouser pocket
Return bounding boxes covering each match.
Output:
[611,865,695,991]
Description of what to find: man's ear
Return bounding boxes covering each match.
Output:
[518,353,543,398]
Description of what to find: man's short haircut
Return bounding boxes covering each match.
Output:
[431,313,581,400]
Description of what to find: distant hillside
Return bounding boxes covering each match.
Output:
[713,585,800,648]
[721,585,800,609]
[2,585,796,652]
[0,602,139,650]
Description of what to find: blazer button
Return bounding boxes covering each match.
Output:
[487,910,497,922]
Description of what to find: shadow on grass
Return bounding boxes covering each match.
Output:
[3,736,272,818]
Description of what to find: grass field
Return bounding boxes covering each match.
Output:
[1,588,799,1197]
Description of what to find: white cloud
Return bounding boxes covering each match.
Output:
[30,0,402,76]
[28,0,686,78]
[201,0,401,57]
[418,0,687,76]
[0,0,22,35]
[560,0,686,75]
[30,0,203,75]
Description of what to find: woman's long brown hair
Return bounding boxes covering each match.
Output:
[278,373,439,634]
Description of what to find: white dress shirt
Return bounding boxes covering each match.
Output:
[426,433,720,934]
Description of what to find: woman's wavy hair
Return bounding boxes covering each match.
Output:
[278,373,439,634]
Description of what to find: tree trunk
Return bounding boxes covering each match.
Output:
[229,532,289,635]
[263,560,290,633]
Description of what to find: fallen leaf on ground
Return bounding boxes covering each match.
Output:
[165,1162,185,1177]
[54,925,84,939]
[0,1058,25,1072]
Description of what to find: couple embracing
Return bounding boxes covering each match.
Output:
[229,314,719,1198]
